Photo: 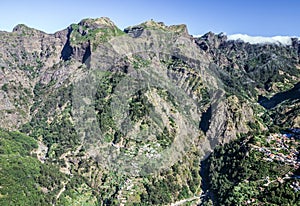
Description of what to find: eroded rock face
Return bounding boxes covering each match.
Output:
[0,18,299,205]
[1,17,299,147]
[195,32,227,52]
[1,17,299,144]
[124,26,144,38]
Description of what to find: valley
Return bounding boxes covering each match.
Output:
[0,17,299,205]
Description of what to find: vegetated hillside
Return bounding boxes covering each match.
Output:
[0,17,299,205]
[196,33,300,205]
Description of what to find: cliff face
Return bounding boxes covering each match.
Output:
[0,18,299,205]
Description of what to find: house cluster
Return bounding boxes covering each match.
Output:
[140,143,161,159]
[254,131,300,169]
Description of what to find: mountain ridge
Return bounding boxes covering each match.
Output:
[0,17,299,205]
[5,17,300,45]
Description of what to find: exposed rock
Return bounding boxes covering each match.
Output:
[79,17,117,29]
[12,24,44,35]
[125,19,190,39]
[124,26,144,38]
[195,32,227,51]
[0,17,300,205]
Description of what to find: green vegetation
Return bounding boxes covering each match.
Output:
[141,150,201,204]
[135,20,186,35]
[23,80,80,159]
[1,83,8,92]
[0,130,37,155]
[0,129,68,205]
[128,89,153,121]
[93,71,125,141]
[138,20,168,32]
[2,19,300,206]
[205,132,300,205]
[156,126,175,148]
[162,56,209,110]
[70,23,124,48]
[56,182,98,206]
[131,55,151,69]
[270,99,300,128]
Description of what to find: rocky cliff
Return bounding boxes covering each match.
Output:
[0,17,299,205]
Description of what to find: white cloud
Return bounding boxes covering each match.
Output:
[227,34,297,45]
[192,34,204,38]
[193,32,227,38]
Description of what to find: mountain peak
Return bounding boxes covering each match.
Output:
[1,17,300,206]
[124,19,189,38]
[12,24,40,34]
[142,19,166,28]
[141,19,188,34]
[12,23,47,36]
[78,17,117,29]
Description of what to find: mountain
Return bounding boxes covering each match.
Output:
[0,17,299,205]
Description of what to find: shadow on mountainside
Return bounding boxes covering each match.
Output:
[258,82,300,109]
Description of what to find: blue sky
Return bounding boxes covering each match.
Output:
[0,0,299,36]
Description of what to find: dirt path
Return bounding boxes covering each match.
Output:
[56,181,67,201]
[170,196,200,206]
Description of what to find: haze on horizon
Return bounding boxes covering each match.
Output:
[0,0,299,37]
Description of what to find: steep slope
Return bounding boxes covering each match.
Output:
[196,33,300,205]
[0,17,299,205]
[0,24,67,129]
